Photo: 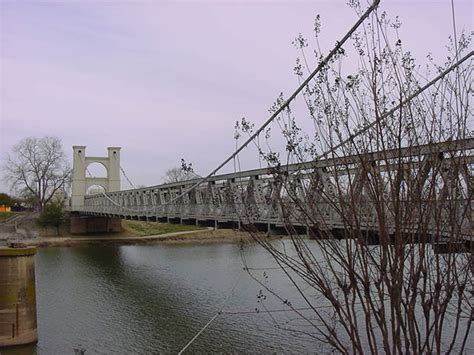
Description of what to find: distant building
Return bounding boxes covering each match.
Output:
[0,205,11,213]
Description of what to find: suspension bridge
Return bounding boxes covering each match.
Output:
[68,138,473,248]
[67,2,472,249]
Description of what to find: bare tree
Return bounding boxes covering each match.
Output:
[233,1,473,353]
[3,136,71,210]
[162,159,200,183]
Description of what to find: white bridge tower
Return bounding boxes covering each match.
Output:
[71,146,121,209]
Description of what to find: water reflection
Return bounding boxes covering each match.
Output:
[3,242,320,354]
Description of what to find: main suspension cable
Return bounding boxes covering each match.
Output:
[85,1,381,213]
[149,0,381,208]
[319,50,473,159]
[88,2,472,216]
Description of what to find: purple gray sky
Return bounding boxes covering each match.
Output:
[1,0,472,192]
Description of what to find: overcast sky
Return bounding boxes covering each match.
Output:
[1,0,472,193]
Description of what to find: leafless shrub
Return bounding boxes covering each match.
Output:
[234,2,473,353]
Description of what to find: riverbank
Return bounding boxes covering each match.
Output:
[0,214,282,248]
[3,228,257,248]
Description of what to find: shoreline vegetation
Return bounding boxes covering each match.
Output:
[0,212,263,247]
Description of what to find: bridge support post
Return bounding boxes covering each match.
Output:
[70,214,122,234]
[0,246,38,348]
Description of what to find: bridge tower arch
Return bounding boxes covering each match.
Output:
[71,146,121,209]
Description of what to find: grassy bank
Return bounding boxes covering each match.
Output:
[122,220,203,236]
[7,216,256,247]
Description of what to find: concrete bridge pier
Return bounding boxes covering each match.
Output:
[0,245,38,348]
[70,214,122,234]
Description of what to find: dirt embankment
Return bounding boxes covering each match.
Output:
[1,213,277,248]
[21,229,254,248]
[23,229,251,247]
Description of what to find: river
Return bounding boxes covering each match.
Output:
[3,240,324,354]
